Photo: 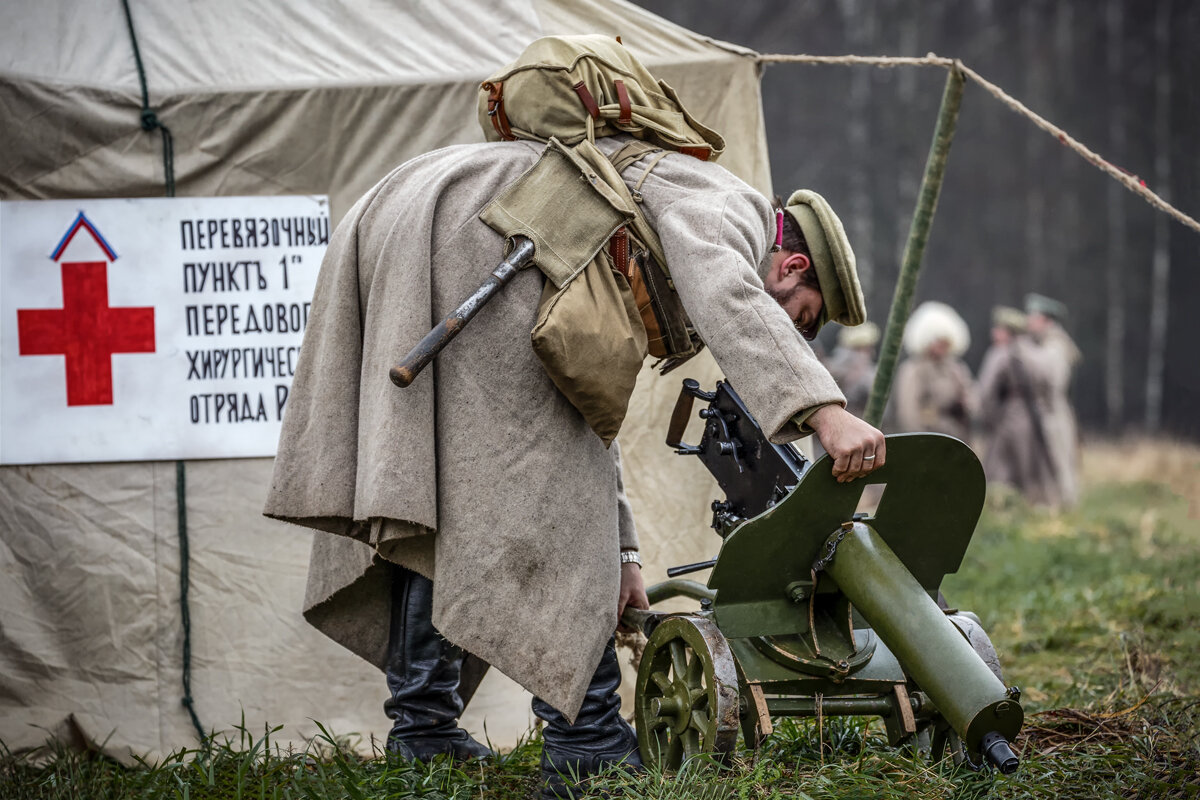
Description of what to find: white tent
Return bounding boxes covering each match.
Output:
[0,0,773,760]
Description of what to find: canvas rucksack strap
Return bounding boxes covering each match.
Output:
[599,142,704,369]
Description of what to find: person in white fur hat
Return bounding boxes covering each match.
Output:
[892,301,977,440]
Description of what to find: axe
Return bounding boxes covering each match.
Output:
[390,237,536,387]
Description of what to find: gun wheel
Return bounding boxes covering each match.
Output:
[634,615,739,769]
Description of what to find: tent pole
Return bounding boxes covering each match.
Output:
[864,64,965,428]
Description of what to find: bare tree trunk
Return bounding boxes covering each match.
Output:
[840,0,875,292]
[1145,0,1173,432]
[1022,0,1048,287]
[1054,1,1081,299]
[895,5,920,266]
[1104,0,1127,432]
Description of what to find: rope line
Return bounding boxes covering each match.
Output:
[757,52,1200,236]
[121,0,201,744]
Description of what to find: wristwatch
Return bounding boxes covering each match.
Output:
[620,550,642,567]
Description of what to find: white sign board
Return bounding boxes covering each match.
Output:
[0,196,328,465]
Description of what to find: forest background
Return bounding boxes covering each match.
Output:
[635,0,1200,438]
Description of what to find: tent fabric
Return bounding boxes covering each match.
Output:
[0,0,771,758]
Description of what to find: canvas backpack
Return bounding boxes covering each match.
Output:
[476,35,724,443]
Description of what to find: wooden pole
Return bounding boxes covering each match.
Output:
[864,64,965,428]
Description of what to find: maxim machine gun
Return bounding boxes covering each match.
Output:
[621,379,1023,773]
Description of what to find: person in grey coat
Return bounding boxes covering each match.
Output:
[1024,293,1082,508]
[893,301,976,440]
[264,134,885,794]
[976,306,1059,506]
[824,321,880,418]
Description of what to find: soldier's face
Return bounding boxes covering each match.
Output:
[1027,312,1050,336]
[766,251,825,340]
[928,338,952,359]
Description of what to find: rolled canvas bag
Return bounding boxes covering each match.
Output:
[478,34,724,160]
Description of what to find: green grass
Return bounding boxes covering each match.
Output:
[3,477,1198,799]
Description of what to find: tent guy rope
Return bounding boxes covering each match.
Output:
[757,52,1200,237]
[121,0,204,745]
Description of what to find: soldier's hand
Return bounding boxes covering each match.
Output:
[808,404,887,483]
[617,561,649,633]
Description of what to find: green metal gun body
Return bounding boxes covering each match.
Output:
[640,379,1022,773]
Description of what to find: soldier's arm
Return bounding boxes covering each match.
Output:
[649,184,845,441]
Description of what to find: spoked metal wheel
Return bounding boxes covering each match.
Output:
[634,615,740,769]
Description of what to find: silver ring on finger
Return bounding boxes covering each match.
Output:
[863,454,876,461]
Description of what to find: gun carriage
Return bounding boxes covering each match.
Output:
[621,379,1023,772]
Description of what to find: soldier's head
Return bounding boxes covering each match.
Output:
[766,191,865,341]
[905,301,970,362]
[991,306,1027,346]
[838,321,880,354]
[763,212,824,340]
[1024,293,1067,338]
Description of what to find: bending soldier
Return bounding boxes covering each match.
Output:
[265,36,884,798]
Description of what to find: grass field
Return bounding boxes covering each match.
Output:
[3,440,1197,799]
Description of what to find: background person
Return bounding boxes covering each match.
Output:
[1024,293,1082,508]
[892,300,976,440]
[976,305,1061,507]
[824,320,880,418]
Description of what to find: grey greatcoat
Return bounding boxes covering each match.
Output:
[976,337,1059,506]
[824,346,875,419]
[264,137,844,721]
[892,355,976,441]
[1027,325,1081,508]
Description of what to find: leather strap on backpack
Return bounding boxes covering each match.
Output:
[608,227,631,280]
[615,80,633,125]
[572,81,602,119]
[603,141,704,368]
[484,82,516,141]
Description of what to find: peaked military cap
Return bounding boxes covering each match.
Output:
[992,305,1027,332]
[784,189,865,334]
[838,320,879,349]
[1024,292,1068,323]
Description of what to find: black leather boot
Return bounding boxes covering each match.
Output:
[384,566,493,762]
[533,639,642,799]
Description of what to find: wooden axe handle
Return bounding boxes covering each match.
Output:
[390,237,536,388]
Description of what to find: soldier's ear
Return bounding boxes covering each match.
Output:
[781,251,811,278]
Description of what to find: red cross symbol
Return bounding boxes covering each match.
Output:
[17,261,156,406]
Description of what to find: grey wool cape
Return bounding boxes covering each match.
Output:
[264,136,844,721]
